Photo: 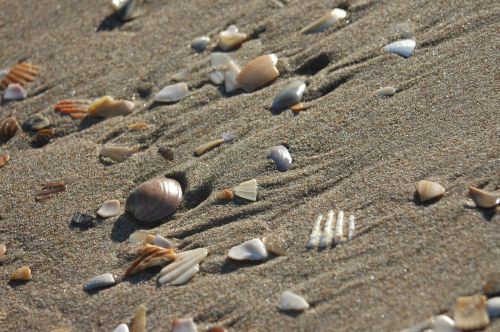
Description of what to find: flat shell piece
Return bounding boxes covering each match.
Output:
[113,323,130,332]
[453,295,490,331]
[279,291,309,311]
[268,145,292,171]
[191,36,210,52]
[228,238,268,261]
[83,273,116,291]
[271,80,306,111]
[154,83,188,103]
[158,248,207,285]
[468,186,500,208]
[301,8,347,34]
[130,304,146,332]
[4,83,27,100]
[416,180,445,202]
[384,39,416,58]
[172,317,198,332]
[236,54,279,92]
[100,145,140,162]
[375,86,396,97]
[233,179,258,201]
[487,297,500,318]
[97,199,121,218]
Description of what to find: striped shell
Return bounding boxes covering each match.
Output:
[0,116,20,142]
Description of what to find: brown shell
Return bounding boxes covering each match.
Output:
[216,189,234,200]
[0,63,40,90]
[125,177,182,223]
[125,244,176,276]
[236,54,279,92]
[33,128,55,147]
[0,116,20,142]
[0,153,10,168]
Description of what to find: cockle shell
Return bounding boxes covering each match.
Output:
[271,80,306,111]
[453,295,490,331]
[301,8,347,34]
[236,54,279,92]
[124,244,176,276]
[10,266,32,281]
[130,304,146,332]
[96,199,121,218]
[154,83,188,103]
[191,36,210,52]
[125,177,183,223]
[0,116,20,142]
[227,238,268,261]
[384,39,416,58]
[88,96,134,118]
[234,179,258,201]
[268,145,292,171]
[218,25,248,51]
[100,145,140,162]
[375,86,396,97]
[158,248,208,285]
[279,291,309,311]
[113,323,129,332]
[416,180,445,202]
[4,83,27,100]
[83,273,116,291]
[487,297,500,318]
[0,63,40,90]
[468,187,500,208]
[172,318,198,332]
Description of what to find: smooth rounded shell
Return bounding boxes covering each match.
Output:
[125,177,182,223]
[268,145,292,171]
[271,80,306,111]
[236,54,279,92]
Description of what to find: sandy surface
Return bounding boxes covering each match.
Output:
[0,0,499,331]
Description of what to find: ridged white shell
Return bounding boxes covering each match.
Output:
[154,83,188,103]
[172,318,198,332]
[416,180,445,202]
[96,199,121,218]
[227,238,268,261]
[279,291,309,311]
[113,323,129,332]
[83,273,116,291]
[271,80,306,111]
[301,8,347,34]
[158,248,207,285]
[487,297,500,318]
[218,25,247,51]
[468,187,500,208]
[191,36,210,52]
[384,39,416,58]
[236,54,279,92]
[4,83,27,100]
[233,179,258,201]
[375,86,396,97]
[268,145,292,171]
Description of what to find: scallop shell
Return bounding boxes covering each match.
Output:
[236,54,279,92]
[3,83,27,100]
[158,248,208,285]
[268,145,292,171]
[0,116,20,142]
[191,36,210,52]
[233,179,258,201]
[10,266,32,281]
[0,153,10,168]
[453,295,490,331]
[88,96,134,118]
[113,323,129,332]
[227,238,268,261]
[487,297,500,318]
[100,145,140,162]
[112,0,141,21]
[0,63,40,90]
[54,99,91,119]
[125,177,183,223]
[125,244,176,276]
[172,318,198,332]
[130,304,146,332]
[83,273,116,291]
[416,180,445,202]
[468,187,500,208]
[279,291,309,311]
[154,83,188,103]
[375,86,396,97]
[271,80,306,111]
[218,25,247,51]
[384,39,416,58]
[96,199,121,218]
[301,8,347,34]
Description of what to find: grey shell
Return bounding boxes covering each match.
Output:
[271,80,306,111]
[269,145,292,171]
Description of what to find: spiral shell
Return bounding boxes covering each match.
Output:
[125,177,182,223]
[268,145,292,171]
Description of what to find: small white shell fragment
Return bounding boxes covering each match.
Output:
[158,248,208,285]
[307,214,324,249]
[347,215,355,241]
[153,235,174,249]
[268,145,292,171]
[172,317,198,332]
[319,210,335,248]
[227,238,268,261]
[301,8,347,34]
[113,323,130,332]
[100,145,140,162]
[487,297,500,318]
[279,291,310,311]
[468,187,500,208]
[236,54,279,92]
[154,83,189,103]
[97,199,121,218]
[209,71,225,85]
[218,25,247,51]
[224,60,241,93]
[416,180,445,202]
[210,52,232,69]
[191,36,210,52]
[334,210,345,244]
[0,69,8,81]
[271,80,306,111]
[375,86,396,97]
[384,39,416,58]
[453,295,490,331]
[432,315,458,332]
[83,273,116,291]
[4,83,27,100]
[129,230,147,244]
[233,179,258,201]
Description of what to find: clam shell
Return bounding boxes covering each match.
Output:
[432,315,457,332]
[191,36,210,52]
[234,179,258,201]
[88,96,134,118]
[468,187,500,208]
[236,54,279,92]
[158,248,207,285]
[0,63,40,90]
[100,145,140,162]
[83,273,116,291]
[384,39,416,58]
[416,180,445,202]
[227,238,268,261]
[218,25,247,51]
[0,116,20,142]
[172,318,198,332]
[125,177,182,223]
[10,266,32,281]
[301,8,347,34]
[113,323,129,332]
[279,291,309,311]
[224,60,241,93]
[22,113,51,131]
[453,295,490,331]
[487,297,500,318]
[130,304,146,332]
[4,83,27,100]
[268,145,292,171]
[271,80,306,111]
[375,86,396,97]
[96,199,121,218]
[154,83,188,103]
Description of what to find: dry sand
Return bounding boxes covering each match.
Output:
[0,0,499,331]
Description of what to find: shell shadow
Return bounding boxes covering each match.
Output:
[123,267,162,285]
[412,192,443,206]
[462,203,496,221]
[96,13,126,32]
[219,259,270,275]
[279,309,304,318]
[78,116,104,131]
[8,280,30,288]
[111,213,142,242]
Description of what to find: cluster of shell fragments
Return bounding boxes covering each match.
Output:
[307,210,356,249]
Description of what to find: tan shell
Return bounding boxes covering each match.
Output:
[216,189,234,200]
[416,180,445,202]
[234,179,258,201]
[130,304,146,332]
[10,266,32,281]
[0,116,20,142]
[236,54,279,92]
[0,153,10,168]
[453,295,490,330]
[88,96,134,118]
[468,186,500,208]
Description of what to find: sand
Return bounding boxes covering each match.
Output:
[0,0,499,331]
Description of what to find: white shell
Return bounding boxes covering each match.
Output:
[227,238,268,261]
[487,297,500,318]
[153,235,174,249]
[4,83,27,100]
[218,25,247,51]
[0,69,8,81]
[83,273,116,291]
[416,180,445,202]
[233,179,258,201]
[209,71,225,85]
[432,315,458,332]
[271,80,306,111]
[347,215,355,241]
[319,210,334,248]
[209,53,233,85]
[279,291,309,311]
[172,318,198,332]
[100,145,140,162]
[384,39,416,58]
[154,83,188,103]
[158,248,207,285]
[111,0,139,21]
[301,8,347,34]
[468,187,500,208]
[97,199,121,218]
[236,54,279,92]
[129,230,147,244]
[375,86,396,96]
[268,145,292,171]
[334,210,344,244]
[191,36,210,52]
[307,214,324,249]
[224,60,241,93]
[112,323,129,332]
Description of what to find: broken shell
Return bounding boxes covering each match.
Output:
[153,235,174,249]
[468,187,500,208]
[4,83,27,100]
[271,80,306,111]
[0,153,10,168]
[129,230,147,244]
[22,113,51,131]
[279,291,309,311]
[453,295,490,331]
[0,63,40,90]
[218,25,248,51]
[100,145,140,162]
[113,323,129,332]
[236,54,279,92]
[158,248,208,285]
[307,214,324,249]
[416,180,445,202]
[191,36,210,52]
[125,177,183,223]
[319,210,335,248]
[83,273,116,291]
[130,304,146,332]
[10,266,32,281]
[301,8,347,34]
[224,60,241,93]
[334,210,344,244]
[432,315,457,332]
[88,96,134,118]
[125,244,176,276]
[54,99,91,119]
[215,189,234,200]
[384,39,416,58]
[97,199,121,218]
[209,71,225,85]
[209,53,232,84]
[227,238,268,261]
[128,122,148,131]
[233,179,258,201]
[172,318,198,332]
[347,215,355,241]
[112,0,141,21]
[268,145,292,171]
[487,297,500,318]
[375,86,396,97]
[33,128,55,148]
[71,212,95,228]
[0,116,20,142]
[158,146,174,161]
[154,83,188,103]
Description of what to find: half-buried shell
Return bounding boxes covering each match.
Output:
[301,8,347,34]
[191,36,210,52]
[453,295,490,331]
[0,63,40,90]
[3,83,27,100]
[236,54,279,92]
[218,25,248,51]
[100,145,140,163]
[279,291,309,311]
[83,273,116,291]
[10,266,32,281]
[375,86,396,97]
[271,80,306,111]
[227,238,268,261]
[468,187,500,208]
[416,180,445,202]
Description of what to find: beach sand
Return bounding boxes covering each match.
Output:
[0,0,499,331]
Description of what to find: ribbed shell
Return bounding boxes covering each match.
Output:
[416,180,445,202]
[268,145,292,171]
[233,179,258,201]
[236,54,279,92]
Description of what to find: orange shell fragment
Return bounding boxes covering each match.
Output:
[0,63,40,90]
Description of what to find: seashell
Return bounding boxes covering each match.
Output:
[0,116,20,142]
[22,113,51,131]
[124,244,176,276]
[112,0,141,21]
[71,212,95,228]
[54,99,91,119]
[483,273,500,297]
[319,210,335,248]
[0,63,40,90]
[375,86,396,97]
[224,60,241,93]
[154,83,188,103]
[384,39,416,58]
[268,145,292,171]
[88,96,134,118]
[416,180,445,202]
[432,315,457,332]
[158,146,174,161]
[233,179,258,201]
[3,83,27,100]
[172,318,198,332]
[262,237,285,256]
[307,214,324,249]
[207,327,227,332]
[218,25,248,51]
[279,291,309,311]
[209,53,232,84]
[334,210,344,244]
[487,297,500,318]
[158,248,208,285]
[33,128,55,147]
[129,230,147,244]
[194,132,235,156]
[301,8,347,34]
[83,273,116,291]
[453,294,490,331]
[125,177,183,223]
[0,68,8,81]
[130,304,146,332]
[100,145,140,162]
[291,102,307,113]
[215,188,234,200]
[153,235,174,249]
[191,36,210,52]
[209,71,225,85]
[0,153,10,168]
[113,323,130,332]
[127,122,148,131]
[227,238,268,261]
[236,54,279,92]
[0,244,6,263]
[271,80,306,111]
[36,181,66,201]
[10,266,32,281]
[468,186,500,208]
[96,199,121,218]
[144,234,156,245]
[347,215,355,241]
